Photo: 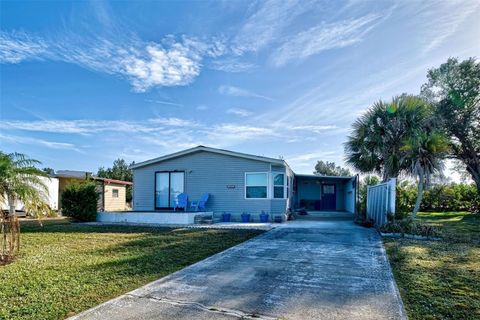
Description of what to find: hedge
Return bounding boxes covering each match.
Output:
[397,183,479,214]
[60,182,99,221]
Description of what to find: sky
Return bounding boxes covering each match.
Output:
[1,0,479,177]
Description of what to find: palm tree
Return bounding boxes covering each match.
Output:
[345,95,432,181]
[0,152,49,262]
[401,131,449,218]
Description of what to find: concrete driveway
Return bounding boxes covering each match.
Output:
[71,218,406,320]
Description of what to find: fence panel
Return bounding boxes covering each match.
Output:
[367,178,396,226]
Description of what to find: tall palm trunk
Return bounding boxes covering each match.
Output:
[412,170,424,219]
[1,195,20,263]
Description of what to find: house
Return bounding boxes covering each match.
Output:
[55,170,132,212]
[131,146,357,222]
[1,176,59,214]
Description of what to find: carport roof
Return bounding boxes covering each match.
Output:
[295,174,355,180]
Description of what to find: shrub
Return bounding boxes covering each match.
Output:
[396,182,417,216]
[396,181,479,214]
[61,183,99,221]
[379,218,441,238]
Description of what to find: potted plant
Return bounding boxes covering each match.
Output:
[221,211,231,222]
[241,212,251,223]
[259,210,269,223]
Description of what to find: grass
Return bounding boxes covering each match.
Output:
[384,212,480,320]
[0,219,263,320]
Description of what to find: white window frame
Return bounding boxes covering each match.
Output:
[245,172,270,199]
[244,172,289,200]
[272,172,287,200]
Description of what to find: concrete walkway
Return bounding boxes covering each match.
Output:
[71,219,406,320]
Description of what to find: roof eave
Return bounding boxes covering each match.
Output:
[130,146,285,169]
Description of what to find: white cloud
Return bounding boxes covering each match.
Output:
[0,133,81,152]
[0,32,211,92]
[232,0,310,54]
[0,32,48,63]
[288,125,337,133]
[218,85,273,101]
[145,99,183,107]
[226,108,253,117]
[147,117,198,127]
[286,150,339,170]
[417,1,480,54]
[271,14,381,67]
[209,58,256,72]
[1,116,335,153]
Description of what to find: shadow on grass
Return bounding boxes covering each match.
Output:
[385,238,480,320]
[385,211,480,320]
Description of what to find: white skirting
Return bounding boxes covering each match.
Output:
[96,211,213,225]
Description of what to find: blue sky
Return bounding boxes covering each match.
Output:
[1,0,479,175]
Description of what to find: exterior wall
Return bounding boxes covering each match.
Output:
[133,151,287,221]
[285,166,295,211]
[103,184,128,211]
[295,177,356,212]
[297,181,321,201]
[344,178,356,213]
[1,176,59,211]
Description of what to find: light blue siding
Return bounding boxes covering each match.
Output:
[133,151,287,221]
[344,177,356,213]
[295,176,356,212]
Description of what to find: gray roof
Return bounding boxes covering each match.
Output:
[295,173,355,180]
[54,170,93,179]
[131,145,286,169]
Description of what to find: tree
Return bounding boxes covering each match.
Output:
[421,57,480,193]
[358,175,380,218]
[344,95,433,181]
[401,131,449,218]
[42,167,55,175]
[314,160,351,176]
[97,159,134,202]
[0,152,49,263]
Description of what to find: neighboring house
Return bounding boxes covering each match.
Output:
[55,170,132,212]
[131,146,357,221]
[1,176,59,213]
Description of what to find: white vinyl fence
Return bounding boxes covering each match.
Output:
[366,178,396,226]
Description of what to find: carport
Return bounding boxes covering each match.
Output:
[294,174,358,214]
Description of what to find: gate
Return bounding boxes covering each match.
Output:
[366,178,396,226]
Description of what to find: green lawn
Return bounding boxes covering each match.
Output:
[384,212,480,320]
[0,219,263,320]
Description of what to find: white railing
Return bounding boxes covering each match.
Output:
[367,178,396,226]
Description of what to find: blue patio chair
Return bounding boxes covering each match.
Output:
[190,193,209,212]
[174,193,188,211]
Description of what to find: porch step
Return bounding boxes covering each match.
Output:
[194,214,214,224]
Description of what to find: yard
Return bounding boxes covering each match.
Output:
[0,219,263,320]
[384,212,480,320]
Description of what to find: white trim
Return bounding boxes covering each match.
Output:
[131,146,285,169]
[245,172,269,200]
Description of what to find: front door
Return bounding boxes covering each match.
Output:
[155,171,185,209]
[322,184,336,211]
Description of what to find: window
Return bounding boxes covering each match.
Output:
[245,173,268,198]
[273,173,285,199]
[155,171,185,208]
[112,189,119,198]
[323,185,335,194]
